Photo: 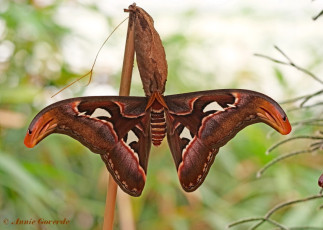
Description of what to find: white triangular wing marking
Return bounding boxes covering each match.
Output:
[125,130,140,162]
[203,101,225,113]
[180,126,193,141]
[90,108,112,118]
[126,130,139,145]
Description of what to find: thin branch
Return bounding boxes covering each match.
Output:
[264,195,323,222]
[254,53,288,65]
[273,46,323,85]
[280,89,323,105]
[287,102,323,112]
[227,217,288,229]
[292,123,323,128]
[251,218,288,230]
[291,118,323,127]
[229,195,323,229]
[310,141,323,149]
[249,195,323,229]
[257,147,320,178]
[255,46,323,85]
[276,227,323,230]
[51,17,129,98]
[266,136,323,154]
[228,217,264,227]
[313,10,323,21]
[274,46,293,63]
[300,90,323,107]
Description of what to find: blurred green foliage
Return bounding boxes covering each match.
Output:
[0,1,322,230]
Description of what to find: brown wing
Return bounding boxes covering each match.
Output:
[165,89,291,192]
[24,96,151,196]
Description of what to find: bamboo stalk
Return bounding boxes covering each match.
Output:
[102,12,135,230]
[117,190,136,230]
[103,176,118,230]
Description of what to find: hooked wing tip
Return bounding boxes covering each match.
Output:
[279,116,292,135]
[257,102,291,135]
[24,129,35,148]
[24,116,57,148]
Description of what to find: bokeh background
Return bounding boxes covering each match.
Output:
[0,0,322,229]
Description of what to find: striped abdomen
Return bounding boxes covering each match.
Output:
[150,107,166,146]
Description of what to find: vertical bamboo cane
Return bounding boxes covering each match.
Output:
[103,14,135,230]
